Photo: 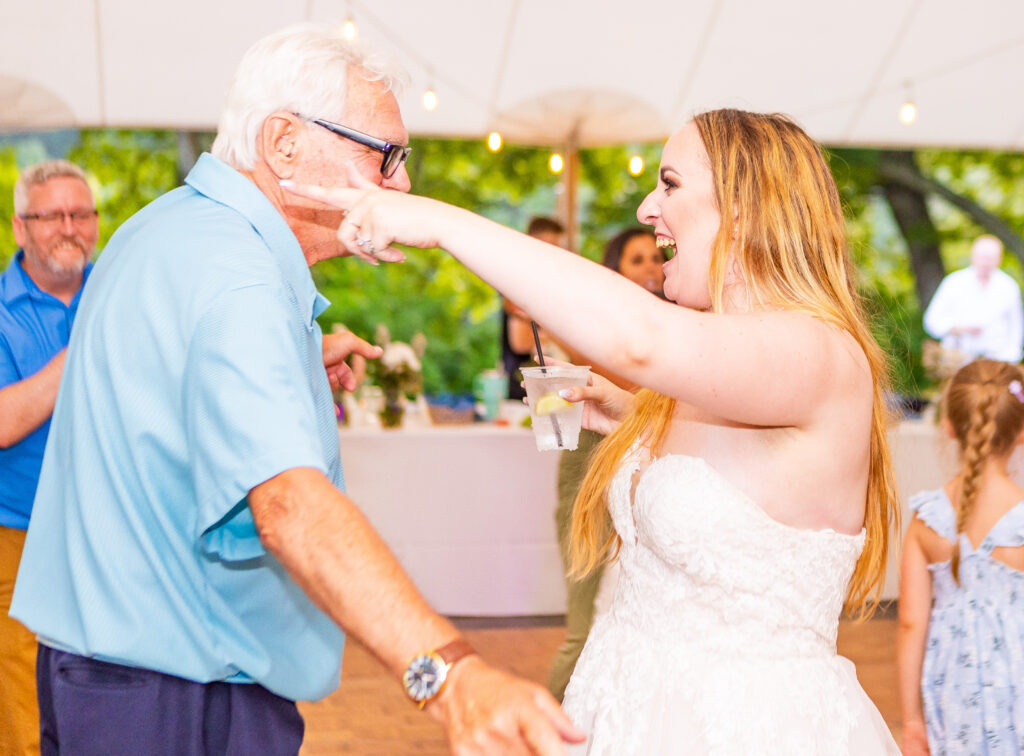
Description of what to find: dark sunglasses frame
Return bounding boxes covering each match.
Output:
[295,113,411,178]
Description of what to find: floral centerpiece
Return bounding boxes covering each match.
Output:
[369,325,425,428]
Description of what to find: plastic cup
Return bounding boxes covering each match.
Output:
[521,365,591,451]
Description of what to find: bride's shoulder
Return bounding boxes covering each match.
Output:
[756,310,872,381]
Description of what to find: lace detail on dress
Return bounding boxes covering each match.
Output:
[563,453,897,755]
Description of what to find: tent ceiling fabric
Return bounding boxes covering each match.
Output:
[2,0,1023,149]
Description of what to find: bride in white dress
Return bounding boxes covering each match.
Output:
[285,108,900,754]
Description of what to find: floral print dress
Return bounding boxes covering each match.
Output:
[911,489,1024,755]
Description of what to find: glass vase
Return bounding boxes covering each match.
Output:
[379,389,405,429]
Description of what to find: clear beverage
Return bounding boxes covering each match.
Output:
[521,365,591,451]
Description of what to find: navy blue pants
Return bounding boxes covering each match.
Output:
[36,644,304,755]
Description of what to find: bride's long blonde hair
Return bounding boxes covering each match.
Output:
[569,109,899,618]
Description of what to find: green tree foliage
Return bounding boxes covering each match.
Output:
[4,127,1021,399]
[0,147,20,268]
[68,130,180,250]
[577,143,665,263]
[829,146,1024,397]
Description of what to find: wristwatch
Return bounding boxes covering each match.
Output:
[402,638,475,708]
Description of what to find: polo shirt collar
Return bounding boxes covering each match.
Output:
[184,153,329,327]
[1,250,93,307]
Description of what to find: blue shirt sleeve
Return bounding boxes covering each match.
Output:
[184,282,329,560]
[0,332,18,388]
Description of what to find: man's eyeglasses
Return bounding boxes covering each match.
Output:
[19,209,98,227]
[296,114,411,179]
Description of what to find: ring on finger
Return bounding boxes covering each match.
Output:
[356,236,376,255]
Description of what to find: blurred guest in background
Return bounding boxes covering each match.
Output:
[547,227,666,702]
[0,159,98,756]
[502,216,565,399]
[923,235,1023,364]
[600,227,667,300]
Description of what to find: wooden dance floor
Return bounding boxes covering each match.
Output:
[298,614,900,755]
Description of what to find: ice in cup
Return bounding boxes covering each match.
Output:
[521,365,591,451]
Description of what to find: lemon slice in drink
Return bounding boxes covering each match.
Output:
[534,392,571,415]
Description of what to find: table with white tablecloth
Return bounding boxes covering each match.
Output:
[337,423,565,616]
[339,419,1013,615]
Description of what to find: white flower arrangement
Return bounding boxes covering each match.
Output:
[371,325,426,404]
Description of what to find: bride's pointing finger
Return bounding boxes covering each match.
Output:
[279,179,365,211]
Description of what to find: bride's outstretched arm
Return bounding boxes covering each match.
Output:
[281,172,858,430]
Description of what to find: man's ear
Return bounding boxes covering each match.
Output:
[260,112,301,180]
[12,214,26,248]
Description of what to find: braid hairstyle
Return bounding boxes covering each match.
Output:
[944,359,1024,583]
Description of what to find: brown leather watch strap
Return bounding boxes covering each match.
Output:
[436,637,475,667]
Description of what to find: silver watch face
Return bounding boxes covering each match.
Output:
[403,653,447,702]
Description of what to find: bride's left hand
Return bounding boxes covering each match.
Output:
[281,163,453,264]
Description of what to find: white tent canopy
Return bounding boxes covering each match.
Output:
[2,0,1024,151]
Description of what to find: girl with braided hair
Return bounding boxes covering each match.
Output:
[898,358,1024,756]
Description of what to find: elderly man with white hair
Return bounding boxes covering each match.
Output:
[11,25,582,756]
[924,235,1024,364]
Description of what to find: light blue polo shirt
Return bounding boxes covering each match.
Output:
[12,153,346,702]
[0,251,91,529]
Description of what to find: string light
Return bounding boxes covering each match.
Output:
[549,153,564,174]
[487,132,503,152]
[899,100,917,124]
[629,155,644,175]
[422,88,438,111]
[899,81,916,125]
[341,17,357,40]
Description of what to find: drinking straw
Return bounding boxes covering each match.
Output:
[531,321,563,447]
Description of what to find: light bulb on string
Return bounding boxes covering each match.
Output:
[628,155,644,175]
[422,88,438,111]
[899,81,916,125]
[487,132,503,152]
[899,100,917,125]
[549,153,564,174]
[341,17,357,40]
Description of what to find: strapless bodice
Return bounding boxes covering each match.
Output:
[606,451,865,659]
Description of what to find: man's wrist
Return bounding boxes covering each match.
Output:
[401,637,477,709]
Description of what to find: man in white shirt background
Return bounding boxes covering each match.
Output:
[923,235,1024,364]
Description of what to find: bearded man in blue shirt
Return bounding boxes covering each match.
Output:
[10,24,582,756]
[0,159,98,756]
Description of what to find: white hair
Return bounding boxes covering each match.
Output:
[211,24,408,170]
[14,159,91,215]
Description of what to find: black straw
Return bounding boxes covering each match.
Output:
[530,321,563,447]
[531,321,546,367]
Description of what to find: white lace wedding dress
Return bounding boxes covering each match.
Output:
[563,450,899,755]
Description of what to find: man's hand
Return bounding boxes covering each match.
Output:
[323,331,382,392]
[430,656,585,755]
